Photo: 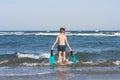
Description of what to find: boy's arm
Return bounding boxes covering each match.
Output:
[51,35,58,50]
[65,36,72,51]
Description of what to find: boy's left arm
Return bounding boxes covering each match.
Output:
[51,35,58,50]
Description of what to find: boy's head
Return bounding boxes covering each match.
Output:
[60,27,65,33]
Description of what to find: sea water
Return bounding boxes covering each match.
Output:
[0,30,120,79]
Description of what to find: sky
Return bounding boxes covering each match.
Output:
[0,0,120,31]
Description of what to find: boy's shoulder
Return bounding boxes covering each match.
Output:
[59,34,66,36]
[57,34,66,38]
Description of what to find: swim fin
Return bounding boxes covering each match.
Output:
[70,51,77,63]
[49,50,55,64]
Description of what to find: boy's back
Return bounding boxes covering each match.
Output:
[58,33,66,45]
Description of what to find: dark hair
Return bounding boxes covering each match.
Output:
[60,27,65,33]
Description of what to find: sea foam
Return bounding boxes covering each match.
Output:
[16,52,50,59]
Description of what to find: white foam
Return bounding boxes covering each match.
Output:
[67,33,105,36]
[0,32,25,35]
[0,60,8,64]
[114,32,120,36]
[113,61,120,65]
[0,72,52,77]
[35,32,59,36]
[0,31,120,36]
[40,53,50,58]
[81,61,102,65]
[82,61,94,64]
[16,52,50,59]
[17,52,39,59]
[69,32,120,36]
[21,62,50,66]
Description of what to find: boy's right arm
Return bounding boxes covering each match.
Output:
[65,36,72,51]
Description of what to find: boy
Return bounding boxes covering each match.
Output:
[51,27,72,63]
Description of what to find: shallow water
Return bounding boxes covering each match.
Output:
[0,66,120,80]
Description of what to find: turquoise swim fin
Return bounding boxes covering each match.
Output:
[70,51,77,63]
[49,50,55,64]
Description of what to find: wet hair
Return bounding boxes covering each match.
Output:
[60,27,65,33]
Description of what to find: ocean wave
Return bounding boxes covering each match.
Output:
[0,72,53,77]
[15,60,120,66]
[20,62,50,66]
[0,51,120,61]
[0,60,8,64]
[16,52,50,59]
[67,32,120,36]
[0,31,120,36]
[0,51,120,66]
[0,32,25,35]
[35,32,59,36]
[0,59,120,67]
[113,61,120,65]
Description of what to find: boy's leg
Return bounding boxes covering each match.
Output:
[58,51,62,63]
[62,51,66,62]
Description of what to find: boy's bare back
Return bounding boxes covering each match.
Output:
[58,34,66,45]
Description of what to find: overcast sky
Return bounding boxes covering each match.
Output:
[0,0,120,31]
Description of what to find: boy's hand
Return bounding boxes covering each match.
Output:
[51,50,53,56]
[51,50,53,53]
[70,51,73,57]
[70,49,72,51]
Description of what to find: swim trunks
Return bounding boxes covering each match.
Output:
[57,45,66,52]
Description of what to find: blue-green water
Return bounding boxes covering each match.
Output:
[0,31,120,66]
[0,31,120,79]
